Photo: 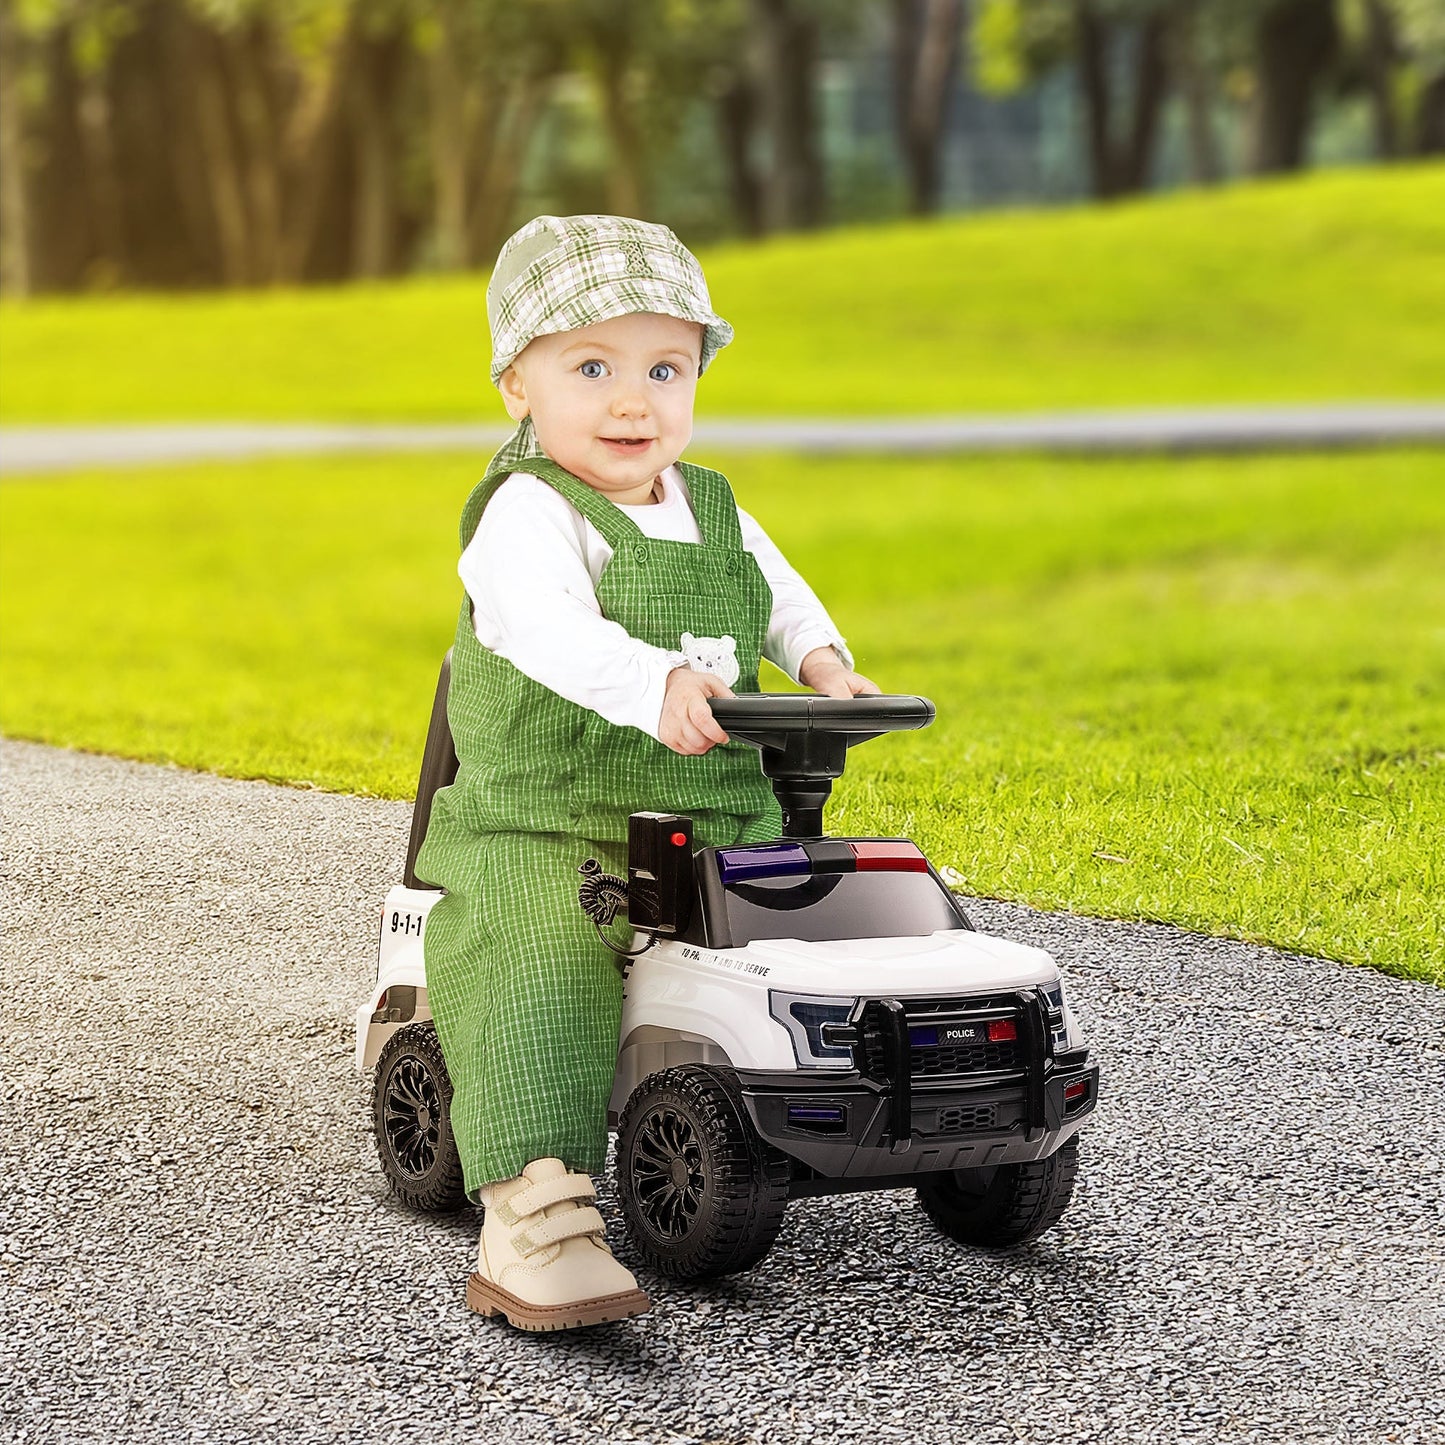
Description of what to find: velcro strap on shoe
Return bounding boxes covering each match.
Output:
[510,1205,606,1258]
[507,1172,597,1221]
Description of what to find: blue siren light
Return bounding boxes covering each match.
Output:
[787,1105,846,1124]
[716,843,811,885]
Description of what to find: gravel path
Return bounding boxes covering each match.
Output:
[3,738,1441,1445]
[4,402,1445,475]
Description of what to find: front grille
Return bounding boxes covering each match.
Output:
[856,995,1029,1080]
[934,1104,998,1133]
[912,1040,1018,1075]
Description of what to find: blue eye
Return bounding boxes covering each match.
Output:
[579,360,606,379]
[650,363,677,382]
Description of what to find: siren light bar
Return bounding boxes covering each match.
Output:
[715,839,928,886]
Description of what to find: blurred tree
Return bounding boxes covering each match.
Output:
[1354,0,1404,155]
[1076,0,1173,194]
[621,0,769,238]
[1173,0,1223,182]
[0,0,432,286]
[421,0,564,269]
[890,0,968,213]
[0,2,27,293]
[1250,0,1340,171]
[3,0,139,290]
[970,0,1440,185]
[346,3,412,277]
[1,0,1431,295]
[1382,0,1445,151]
[167,0,420,284]
[550,0,654,216]
[971,0,1173,197]
[751,0,861,230]
[701,0,766,235]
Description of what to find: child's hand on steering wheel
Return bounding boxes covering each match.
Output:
[660,666,734,755]
[798,645,881,699]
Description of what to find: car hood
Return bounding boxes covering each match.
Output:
[740,928,1058,994]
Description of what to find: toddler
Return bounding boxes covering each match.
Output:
[415,214,876,1332]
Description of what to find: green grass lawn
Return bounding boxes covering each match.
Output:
[2,446,1440,982]
[2,165,1442,422]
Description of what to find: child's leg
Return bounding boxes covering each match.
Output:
[422,829,629,1200]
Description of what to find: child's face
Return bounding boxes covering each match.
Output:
[499,312,704,503]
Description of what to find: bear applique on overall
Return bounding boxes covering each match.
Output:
[679,632,740,688]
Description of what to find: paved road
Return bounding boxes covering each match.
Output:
[3,738,1441,1445]
[3,402,1444,475]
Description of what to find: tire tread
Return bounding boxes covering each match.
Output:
[917,1137,1079,1249]
[618,1064,790,1280]
[371,1022,469,1214]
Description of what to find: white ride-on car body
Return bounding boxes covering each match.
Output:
[357,657,1099,1279]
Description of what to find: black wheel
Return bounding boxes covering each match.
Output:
[371,1022,468,1213]
[917,1137,1079,1249]
[616,1065,791,1281]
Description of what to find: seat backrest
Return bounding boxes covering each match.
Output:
[403,650,459,890]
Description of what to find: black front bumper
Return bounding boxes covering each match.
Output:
[734,991,1100,1194]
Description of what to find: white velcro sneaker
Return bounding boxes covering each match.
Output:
[467,1156,652,1331]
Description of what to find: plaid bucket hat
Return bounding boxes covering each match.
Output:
[486,214,734,385]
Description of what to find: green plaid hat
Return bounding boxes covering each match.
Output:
[486,214,733,386]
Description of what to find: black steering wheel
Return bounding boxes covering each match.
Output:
[707,693,934,837]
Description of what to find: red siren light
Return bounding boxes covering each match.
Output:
[849,841,928,873]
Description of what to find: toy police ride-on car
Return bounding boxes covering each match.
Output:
[356,657,1100,1279]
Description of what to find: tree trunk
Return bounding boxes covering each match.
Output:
[277,19,357,282]
[1074,2,1170,199]
[185,19,253,284]
[228,21,285,283]
[891,0,965,215]
[350,30,408,278]
[1251,0,1338,174]
[1076,3,1117,196]
[591,36,647,218]
[76,65,130,284]
[462,84,506,267]
[428,9,468,271]
[1361,0,1398,159]
[1125,11,1168,189]
[715,75,765,238]
[466,74,551,268]
[151,0,226,285]
[29,26,96,290]
[1174,0,1221,184]
[0,6,32,295]
[753,0,825,232]
[1419,72,1445,155]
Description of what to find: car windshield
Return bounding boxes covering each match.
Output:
[721,870,966,947]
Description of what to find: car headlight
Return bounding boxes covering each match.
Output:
[768,991,856,1068]
[1040,979,1083,1052]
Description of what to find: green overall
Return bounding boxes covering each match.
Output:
[414,454,782,1196]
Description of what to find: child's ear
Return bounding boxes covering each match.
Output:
[498,365,530,421]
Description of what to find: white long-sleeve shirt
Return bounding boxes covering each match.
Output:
[461,464,852,740]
